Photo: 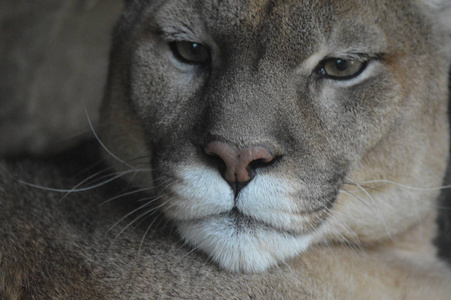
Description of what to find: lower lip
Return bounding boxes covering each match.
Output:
[226,209,304,237]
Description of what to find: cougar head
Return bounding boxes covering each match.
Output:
[100,0,451,273]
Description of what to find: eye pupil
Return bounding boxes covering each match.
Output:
[171,41,210,64]
[190,43,202,55]
[335,59,348,71]
[319,58,366,80]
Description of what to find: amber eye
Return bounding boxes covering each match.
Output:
[170,41,210,64]
[319,58,366,79]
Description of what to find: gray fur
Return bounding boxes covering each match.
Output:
[2,0,451,298]
[101,0,451,271]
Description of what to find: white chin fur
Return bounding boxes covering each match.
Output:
[170,165,314,272]
[237,174,310,233]
[178,216,313,273]
[166,166,234,220]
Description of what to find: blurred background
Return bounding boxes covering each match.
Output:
[0,0,122,156]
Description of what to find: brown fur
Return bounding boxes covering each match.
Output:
[1,144,450,298]
[2,0,451,298]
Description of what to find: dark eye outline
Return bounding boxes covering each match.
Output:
[316,58,369,81]
[169,41,211,65]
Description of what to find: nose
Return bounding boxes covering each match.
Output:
[205,141,275,192]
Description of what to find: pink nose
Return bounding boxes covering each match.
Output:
[204,142,275,183]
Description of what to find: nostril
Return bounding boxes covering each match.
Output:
[248,155,281,171]
[204,142,239,183]
[248,158,272,172]
[207,152,227,174]
[204,142,278,187]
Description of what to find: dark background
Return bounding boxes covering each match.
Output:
[0,0,122,156]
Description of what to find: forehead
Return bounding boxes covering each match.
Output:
[153,0,386,32]
[146,0,413,65]
[155,0,327,44]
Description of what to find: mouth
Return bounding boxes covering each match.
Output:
[228,208,254,228]
[216,207,321,238]
[177,207,316,273]
[164,165,338,272]
[227,208,290,235]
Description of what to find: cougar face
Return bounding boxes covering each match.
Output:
[101,0,450,273]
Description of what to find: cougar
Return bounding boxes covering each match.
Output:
[2,0,451,298]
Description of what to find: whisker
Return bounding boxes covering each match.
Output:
[18,170,136,193]
[197,253,215,275]
[81,170,130,187]
[339,189,379,217]
[110,208,157,247]
[315,203,365,255]
[138,211,165,255]
[106,200,159,237]
[57,168,133,203]
[126,172,140,189]
[355,179,451,191]
[347,179,393,240]
[108,194,179,244]
[100,186,157,206]
[180,240,205,259]
[83,100,135,169]
[73,159,109,178]
[58,128,93,142]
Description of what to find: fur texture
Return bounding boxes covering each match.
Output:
[101,0,451,274]
[2,0,451,298]
[1,143,451,299]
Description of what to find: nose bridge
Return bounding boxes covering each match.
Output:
[204,68,278,145]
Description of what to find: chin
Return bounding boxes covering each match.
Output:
[177,213,314,273]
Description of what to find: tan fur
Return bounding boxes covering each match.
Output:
[1,148,451,298]
[97,0,451,296]
[2,0,451,298]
